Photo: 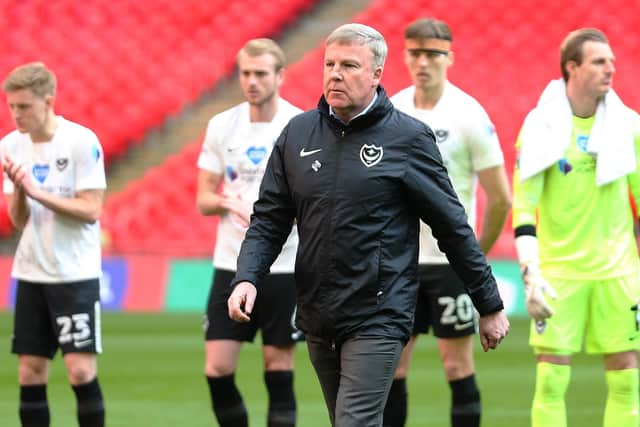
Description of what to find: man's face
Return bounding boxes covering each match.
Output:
[238,52,283,106]
[323,41,382,120]
[404,38,452,91]
[568,41,615,99]
[5,88,51,134]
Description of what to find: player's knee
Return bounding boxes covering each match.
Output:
[606,368,638,397]
[263,346,295,371]
[18,358,48,384]
[441,358,472,380]
[535,362,571,400]
[66,363,96,385]
[205,363,235,377]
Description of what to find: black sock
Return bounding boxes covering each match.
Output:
[450,375,481,427]
[383,378,407,427]
[71,378,105,427]
[264,370,296,427]
[206,374,248,427]
[19,384,50,427]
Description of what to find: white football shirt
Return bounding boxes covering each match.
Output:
[392,82,504,264]
[197,98,301,272]
[1,116,107,282]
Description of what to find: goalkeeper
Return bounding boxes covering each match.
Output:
[513,28,640,427]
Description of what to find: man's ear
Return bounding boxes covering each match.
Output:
[44,94,55,110]
[372,66,383,86]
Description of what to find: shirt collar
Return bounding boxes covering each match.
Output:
[329,91,378,124]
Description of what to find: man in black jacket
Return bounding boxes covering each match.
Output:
[228,23,509,427]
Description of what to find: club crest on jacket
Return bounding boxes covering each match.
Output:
[360,144,383,167]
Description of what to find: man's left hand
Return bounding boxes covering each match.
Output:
[478,310,510,352]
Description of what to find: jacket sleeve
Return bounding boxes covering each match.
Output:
[231,126,297,287]
[404,126,504,315]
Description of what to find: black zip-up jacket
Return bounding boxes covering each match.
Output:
[233,86,503,342]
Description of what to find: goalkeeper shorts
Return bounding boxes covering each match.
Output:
[529,273,640,355]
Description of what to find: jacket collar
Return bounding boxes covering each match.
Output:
[318,86,393,131]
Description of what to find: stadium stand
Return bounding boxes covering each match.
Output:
[281,0,640,257]
[0,0,319,238]
[2,0,638,255]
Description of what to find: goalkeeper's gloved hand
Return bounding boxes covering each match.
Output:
[522,263,557,321]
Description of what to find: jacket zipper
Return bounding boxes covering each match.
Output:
[322,127,346,335]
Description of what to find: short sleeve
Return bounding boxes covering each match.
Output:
[74,131,107,191]
[466,106,504,171]
[197,115,225,174]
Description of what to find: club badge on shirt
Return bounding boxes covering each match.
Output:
[56,158,69,171]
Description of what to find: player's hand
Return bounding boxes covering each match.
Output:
[522,264,557,321]
[227,281,257,323]
[220,193,252,228]
[2,155,37,197]
[478,310,509,352]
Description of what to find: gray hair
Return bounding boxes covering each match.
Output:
[326,23,388,69]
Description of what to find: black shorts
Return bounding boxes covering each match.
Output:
[12,279,103,359]
[413,264,477,338]
[204,269,300,346]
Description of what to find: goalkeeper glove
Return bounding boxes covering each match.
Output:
[515,234,557,321]
[522,263,557,321]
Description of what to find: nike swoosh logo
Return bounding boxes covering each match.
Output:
[300,148,322,157]
[453,321,474,331]
[74,339,94,348]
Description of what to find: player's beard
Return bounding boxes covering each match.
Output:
[249,89,277,107]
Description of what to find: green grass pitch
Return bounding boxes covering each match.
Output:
[0,312,608,426]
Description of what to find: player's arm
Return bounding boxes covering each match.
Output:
[512,135,557,320]
[476,164,511,254]
[464,106,511,253]
[5,188,29,230]
[196,169,225,216]
[3,154,30,229]
[30,187,104,223]
[627,113,640,219]
[3,153,103,223]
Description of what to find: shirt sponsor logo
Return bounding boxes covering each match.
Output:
[360,144,383,168]
[246,146,267,165]
[226,165,238,181]
[312,160,321,172]
[557,158,572,175]
[32,164,50,183]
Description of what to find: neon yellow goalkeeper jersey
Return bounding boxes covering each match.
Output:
[513,114,640,280]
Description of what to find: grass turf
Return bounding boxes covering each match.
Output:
[0,312,607,426]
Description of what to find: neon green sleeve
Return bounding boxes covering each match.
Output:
[628,111,640,213]
[512,131,544,228]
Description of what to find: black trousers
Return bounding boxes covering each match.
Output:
[306,335,404,427]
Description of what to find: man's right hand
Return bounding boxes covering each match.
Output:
[522,264,557,321]
[228,281,257,322]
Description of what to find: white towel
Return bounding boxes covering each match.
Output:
[518,79,636,185]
